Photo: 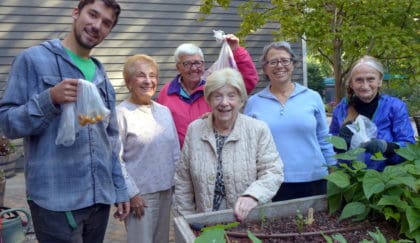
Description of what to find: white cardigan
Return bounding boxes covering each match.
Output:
[174,113,284,216]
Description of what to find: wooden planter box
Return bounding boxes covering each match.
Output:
[173,195,327,243]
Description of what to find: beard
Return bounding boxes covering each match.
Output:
[73,26,100,50]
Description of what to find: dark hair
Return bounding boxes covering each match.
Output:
[78,0,121,27]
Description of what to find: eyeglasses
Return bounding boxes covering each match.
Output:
[266,58,293,67]
[181,60,204,69]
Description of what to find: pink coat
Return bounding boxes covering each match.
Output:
[157,47,258,146]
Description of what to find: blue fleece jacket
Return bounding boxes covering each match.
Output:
[244,83,336,182]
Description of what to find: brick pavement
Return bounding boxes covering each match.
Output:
[3,171,175,243]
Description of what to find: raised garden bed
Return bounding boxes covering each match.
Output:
[173,195,402,242]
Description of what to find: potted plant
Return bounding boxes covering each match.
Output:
[0,135,20,178]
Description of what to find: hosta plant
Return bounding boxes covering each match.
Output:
[326,137,420,242]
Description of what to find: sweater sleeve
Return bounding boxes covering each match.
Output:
[242,123,284,203]
[174,127,197,216]
[233,47,258,94]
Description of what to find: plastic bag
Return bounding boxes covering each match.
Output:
[55,103,77,146]
[202,30,238,80]
[55,79,110,146]
[76,79,110,127]
[346,115,377,149]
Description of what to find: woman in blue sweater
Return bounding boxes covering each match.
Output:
[244,41,336,201]
[330,55,415,171]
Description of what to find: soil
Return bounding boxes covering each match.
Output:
[193,210,404,242]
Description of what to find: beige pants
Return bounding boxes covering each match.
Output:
[125,188,172,243]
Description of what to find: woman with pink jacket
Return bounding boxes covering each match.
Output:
[157,34,258,147]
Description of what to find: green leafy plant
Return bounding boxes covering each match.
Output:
[258,207,266,229]
[0,136,15,157]
[322,227,412,243]
[194,221,262,243]
[295,209,306,233]
[326,136,420,242]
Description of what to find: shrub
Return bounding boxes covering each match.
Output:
[326,136,420,241]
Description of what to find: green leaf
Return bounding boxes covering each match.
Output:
[363,170,385,199]
[327,136,348,150]
[196,222,240,243]
[411,196,420,210]
[340,202,366,220]
[368,227,387,243]
[332,233,348,243]
[370,152,387,161]
[328,193,342,214]
[335,148,366,161]
[321,232,334,243]
[396,144,420,161]
[377,195,409,210]
[247,230,262,243]
[195,228,225,243]
[325,171,350,188]
[406,207,420,234]
[386,177,417,191]
[383,207,401,221]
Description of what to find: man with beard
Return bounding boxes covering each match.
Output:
[0,1,129,242]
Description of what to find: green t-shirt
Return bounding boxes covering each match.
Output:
[65,48,96,82]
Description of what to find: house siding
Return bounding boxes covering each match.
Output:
[0,0,303,103]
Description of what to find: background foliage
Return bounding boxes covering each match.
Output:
[200,0,418,111]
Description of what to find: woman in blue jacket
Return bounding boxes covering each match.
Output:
[330,55,415,171]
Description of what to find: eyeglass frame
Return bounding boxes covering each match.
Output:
[179,60,204,69]
[265,58,294,67]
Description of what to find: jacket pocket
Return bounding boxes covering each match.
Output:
[41,75,61,88]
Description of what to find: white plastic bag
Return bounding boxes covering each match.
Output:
[76,79,110,127]
[55,79,110,146]
[202,30,238,80]
[346,115,377,149]
[55,103,77,146]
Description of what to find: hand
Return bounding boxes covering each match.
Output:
[113,201,130,221]
[338,123,353,147]
[234,196,258,222]
[224,34,239,51]
[50,79,78,104]
[129,194,147,219]
[360,139,387,154]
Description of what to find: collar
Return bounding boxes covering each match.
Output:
[167,74,206,103]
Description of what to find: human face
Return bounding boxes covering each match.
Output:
[263,48,294,85]
[349,64,382,103]
[209,85,243,128]
[72,1,116,50]
[176,54,204,85]
[127,62,158,105]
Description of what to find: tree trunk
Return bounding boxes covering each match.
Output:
[333,38,344,103]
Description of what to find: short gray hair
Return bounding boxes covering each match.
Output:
[204,68,247,103]
[260,41,297,67]
[173,43,204,63]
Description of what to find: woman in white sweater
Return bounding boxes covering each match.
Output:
[117,54,180,243]
[174,68,284,222]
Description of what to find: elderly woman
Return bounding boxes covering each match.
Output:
[244,41,336,201]
[174,68,283,222]
[157,34,258,147]
[330,55,415,171]
[116,54,180,243]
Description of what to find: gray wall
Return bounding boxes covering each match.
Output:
[0,0,303,104]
